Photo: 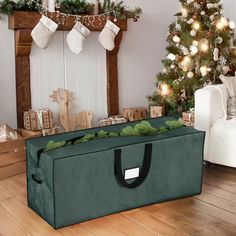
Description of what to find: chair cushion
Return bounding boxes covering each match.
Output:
[210,119,236,167]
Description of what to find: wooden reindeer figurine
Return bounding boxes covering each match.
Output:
[50,89,92,132]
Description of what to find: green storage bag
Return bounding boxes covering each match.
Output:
[26,117,205,229]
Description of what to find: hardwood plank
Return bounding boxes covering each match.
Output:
[142,205,218,236]
[173,197,236,226]
[104,213,156,236]
[58,225,94,236]
[0,205,32,236]
[203,184,236,203]
[0,161,26,180]
[0,198,62,236]
[123,209,189,236]
[194,191,236,214]
[207,165,236,175]
[156,200,236,236]
[205,168,236,183]
[0,173,27,204]
[0,184,14,202]
[81,218,126,236]
[203,173,236,194]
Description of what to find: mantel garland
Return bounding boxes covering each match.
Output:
[0,0,142,27]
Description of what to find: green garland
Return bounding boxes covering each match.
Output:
[0,0,142,20]
[44,120,184,152]
[99,0,142,21]
[59,0,94,15]
[0,0,41,14]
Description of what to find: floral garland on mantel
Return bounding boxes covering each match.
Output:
[0,0,142,23]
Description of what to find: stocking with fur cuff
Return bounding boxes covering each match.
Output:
[67,21,91,55]
[31,15,58,49]
[98,20,120,51]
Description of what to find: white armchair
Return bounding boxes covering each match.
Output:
[195,84,236,167]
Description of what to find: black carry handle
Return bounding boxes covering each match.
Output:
[31,173,43,184]
[114,143,153,189]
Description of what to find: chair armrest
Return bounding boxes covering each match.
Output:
[194,84,229,160]
[194,84,228,132]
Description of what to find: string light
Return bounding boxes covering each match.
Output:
[27,0,119,27]
[216,17,228,30]
[199,38,209,52]
[161,84,170,96]
[192,21,201,31]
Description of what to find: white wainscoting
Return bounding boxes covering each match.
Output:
[30,31,107,127]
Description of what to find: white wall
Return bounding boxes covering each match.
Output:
[0,0,236,128]
[0,14,16,127]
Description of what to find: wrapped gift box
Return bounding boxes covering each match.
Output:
[182,111,195,127]
[150,106,164,118]
[97,116,127,127]
[24,109,54,131]
[0,124,20,143]
[122,107,147,121]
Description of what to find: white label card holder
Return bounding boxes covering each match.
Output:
[125,167,140,180]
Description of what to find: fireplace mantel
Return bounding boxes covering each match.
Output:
[9,11,128,128]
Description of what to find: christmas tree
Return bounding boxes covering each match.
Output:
[150,0,236,115]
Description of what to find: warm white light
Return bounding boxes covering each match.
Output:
[199,39,209,53]
[200,66,209,77]
[192,21,201,31]
[161,84,170,96]
[221,17,228,27]
[216,21,224,30]
[182,56,191,64]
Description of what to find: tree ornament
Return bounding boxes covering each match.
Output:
[187,0,194,4]
[192,13,198,20]
[216,36,223,44]
[220,57,227,65]
[187,71,194,79]
[213,48,219,61]
[187,18,194,24]
[162,68,167,73]
[222,65,230,75]
[210,15,215,21]
[190,45,198,56]
[180,46,189,55]
[181,8,188,18]
[175,23,181,30]
[167,53,176,61]
[173,35,181,43]
[190,30,197,37]
[229,21,236,29]
[192,40,199,46]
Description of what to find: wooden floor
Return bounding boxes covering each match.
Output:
[0,165,236,236]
